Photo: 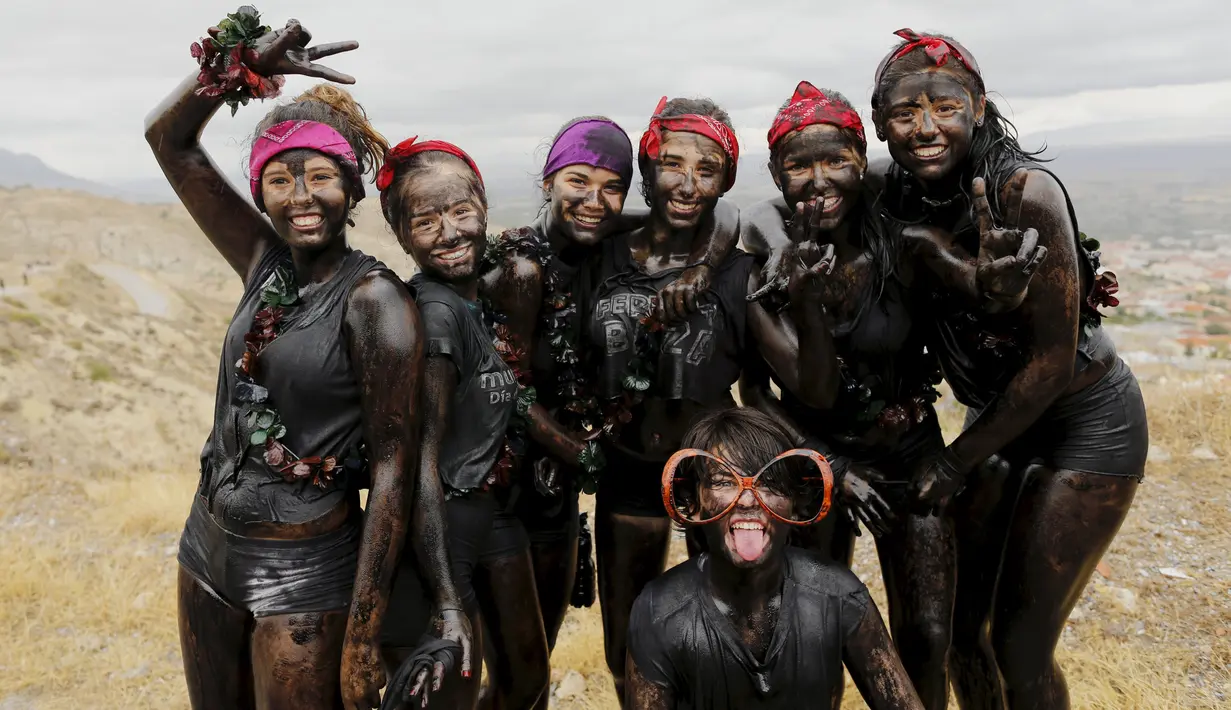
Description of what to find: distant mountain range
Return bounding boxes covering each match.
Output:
[0,149,173,204]
[4,141,1229,239]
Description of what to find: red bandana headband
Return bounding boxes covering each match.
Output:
[638,96,740,191]
[874,28,983,92]
[767,81,866,152]
[376,137,485,212]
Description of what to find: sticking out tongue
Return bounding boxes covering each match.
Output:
[731,526,767,562]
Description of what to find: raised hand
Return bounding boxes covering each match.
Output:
[748,200,831,307]
[973,171,1048,309]
[236,19,359,83]
[785,236,837,306]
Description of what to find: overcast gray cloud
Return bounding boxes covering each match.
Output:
[1,0,1226,194]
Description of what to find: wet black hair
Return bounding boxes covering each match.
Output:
[680,408,803,495]
[252,84,388,213]
[870,33,1049,223]
[637,97,733,207]
[380,152,488,243]
[769,87,899,317]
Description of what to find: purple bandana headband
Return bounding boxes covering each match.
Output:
[249,120,364,206]
[542,118,634,187]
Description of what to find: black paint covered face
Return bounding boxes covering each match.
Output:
[543,165,627,246]
[650,131,727,230]
[772,124,866,233]
[260,149,351,250]
[877,68,985,183]
[399,160,488,283]
[696,451,792,568]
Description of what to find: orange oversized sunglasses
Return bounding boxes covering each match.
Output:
[660,448,834,526]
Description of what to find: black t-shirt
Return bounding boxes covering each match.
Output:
[410,274,519,493]
[628,548,872,710]
[587,232,755,406]
[200,244,383,526]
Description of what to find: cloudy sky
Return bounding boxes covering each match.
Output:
[2,0,1228,195]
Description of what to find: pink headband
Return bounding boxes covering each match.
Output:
[249,120,364,206]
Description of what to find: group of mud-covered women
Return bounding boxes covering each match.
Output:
[148,12,1147,710]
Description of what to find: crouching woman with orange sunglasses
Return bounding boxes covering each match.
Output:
[624,407,923,710]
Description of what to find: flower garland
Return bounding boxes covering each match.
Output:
[190,6,285,116]
[236,264,347,487]
[482,228,608,492]
[833,345,944,433]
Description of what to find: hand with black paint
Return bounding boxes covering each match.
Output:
[840,465,896,538]
[973,170,1048,311]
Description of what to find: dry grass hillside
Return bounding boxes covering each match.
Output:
[0,187,1227,708]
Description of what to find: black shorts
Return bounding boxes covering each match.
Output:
[967,357,1148,480]
[178,495,360,617]
[596,446,669,518]
[383,489,530,647]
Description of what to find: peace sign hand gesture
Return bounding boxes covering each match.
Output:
[748,200,832,310]
[209,19,359,84]
[973,170,1048,310]
[786,237,837,305]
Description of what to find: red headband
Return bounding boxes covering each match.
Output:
[638,96,739,191]
[376,137,485,212]
[767,81,866,152]
[874,28,983,91]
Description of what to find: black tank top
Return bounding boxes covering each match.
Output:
[884,162,1113,409]
[588,232,755,407]
[200,244,383,526]
[779,275,939,440]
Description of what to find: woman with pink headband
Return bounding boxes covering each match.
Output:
[145,14,466,710]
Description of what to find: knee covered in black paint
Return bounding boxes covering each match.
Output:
[895,618,952,663]
[990,625,1056,683]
